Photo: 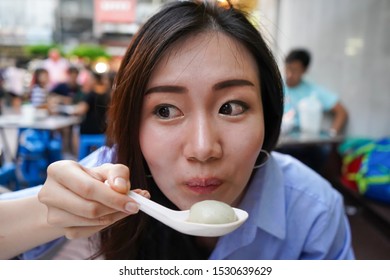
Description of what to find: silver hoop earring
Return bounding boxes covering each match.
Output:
[253,150,270,169]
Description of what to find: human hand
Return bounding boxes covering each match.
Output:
[38,160,149,239]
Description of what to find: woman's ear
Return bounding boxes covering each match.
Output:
[253,150,270,169]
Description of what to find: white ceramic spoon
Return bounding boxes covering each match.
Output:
[128,191,249,237]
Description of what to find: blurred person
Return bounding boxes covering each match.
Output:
[77,59,94,93]
[48,66,85,155]
[49,69,110,155]
[67,71,111,156]
[43,48,69,90]
[30,68,49,108]
[73,71,110,135]
[3,59,28,112]
[283,49,348,135]
[278,49,348,172]
[49,66,84,106]
[0,1,354,260]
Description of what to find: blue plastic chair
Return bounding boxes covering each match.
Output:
[17,128,63,187]
[78,134,106,160]
[0,162,18,190]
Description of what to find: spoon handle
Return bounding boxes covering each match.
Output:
[128,191,180,225]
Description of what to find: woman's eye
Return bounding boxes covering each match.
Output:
[154,105,182,119]
[219,101,248,116]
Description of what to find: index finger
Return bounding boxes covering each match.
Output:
[50,161,135,213]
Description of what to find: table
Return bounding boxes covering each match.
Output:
[276,128,346,174]
[277,129,345,148]
[0,114,81,130]
[0,114,81,162]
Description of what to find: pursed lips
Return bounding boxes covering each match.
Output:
[185,177,222,194]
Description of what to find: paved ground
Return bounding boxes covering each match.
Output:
[345,200,390,259]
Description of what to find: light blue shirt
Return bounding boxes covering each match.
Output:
[212,152,354,259]
[284,79,339,127]
[3,147,354,259]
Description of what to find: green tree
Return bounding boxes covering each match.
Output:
[68,44,111,61]
[24,44,61,58]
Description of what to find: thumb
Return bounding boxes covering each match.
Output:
[108,177,129,194]
[92,163,131,195]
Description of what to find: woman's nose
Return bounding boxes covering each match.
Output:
[183,117,222,163]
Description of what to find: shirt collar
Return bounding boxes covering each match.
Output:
[210,153,286,259]
[242,153,286,239]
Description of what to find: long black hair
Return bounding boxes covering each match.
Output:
[98,0,283,259]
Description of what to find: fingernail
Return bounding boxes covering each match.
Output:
[125,202,139,214]
[114,177,127,188]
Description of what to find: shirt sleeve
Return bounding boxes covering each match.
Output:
[50,83,67,96]
[313,85,339,111]
[5,147,114,259]
[0,185,42,200]
[300,191,355,259]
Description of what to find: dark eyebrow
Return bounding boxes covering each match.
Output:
[145,79,254,95]
[145,85,187,95]
[213,79,255,90]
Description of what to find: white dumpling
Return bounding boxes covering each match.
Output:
[187,200,238,224]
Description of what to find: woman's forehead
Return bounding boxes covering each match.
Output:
[148,31,260,85]
[162,31,250,63]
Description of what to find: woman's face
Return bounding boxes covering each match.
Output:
[139,32,264,210]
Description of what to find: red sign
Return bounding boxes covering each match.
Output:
[95,0,137,23]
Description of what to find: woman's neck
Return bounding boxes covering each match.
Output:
[196,236,219,254]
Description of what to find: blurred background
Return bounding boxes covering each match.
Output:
[0,0,389,138]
